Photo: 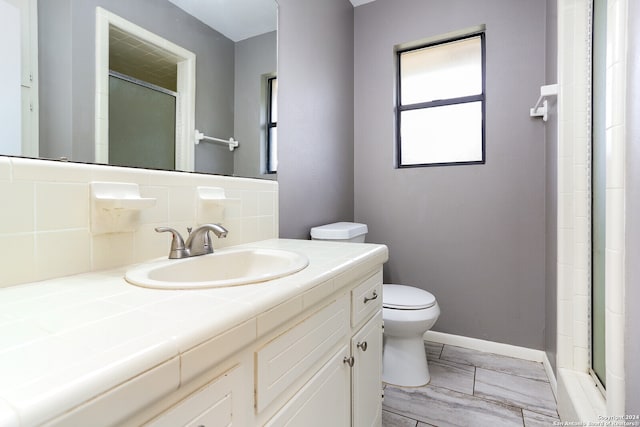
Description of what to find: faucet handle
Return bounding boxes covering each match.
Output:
[155,227,189,259]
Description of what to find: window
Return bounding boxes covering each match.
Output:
[266,76,278,173]
[396,33,485,167]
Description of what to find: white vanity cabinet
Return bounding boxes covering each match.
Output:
[145,365,248,427]
[137,268,384,427]
[350,270,384,427]
[262,269,384,427]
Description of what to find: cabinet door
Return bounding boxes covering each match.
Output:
[265,346,351,427]
[145,365,246,427]
[351,310,383,427]
[255,296,349,412]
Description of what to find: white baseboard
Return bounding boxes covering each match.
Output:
[424,331,545,362]
[424,330,558,398]
[543,351,558,400]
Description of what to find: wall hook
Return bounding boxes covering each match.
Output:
[530,84,558,122]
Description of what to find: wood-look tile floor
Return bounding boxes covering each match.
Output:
[382,342,559,427]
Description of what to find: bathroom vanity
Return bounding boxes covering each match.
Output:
[0,239,387,427]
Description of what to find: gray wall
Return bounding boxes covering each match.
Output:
[545,0,558,373]
[233,31,277,180]
[625,0,640,414]
[277,0,355,239]
[354,0,547,349]
[38,0,235,174]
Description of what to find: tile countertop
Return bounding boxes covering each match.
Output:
[0,239,388,427]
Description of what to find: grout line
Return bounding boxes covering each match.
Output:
[472,366,477,396]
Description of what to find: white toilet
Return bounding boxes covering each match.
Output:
[310,222,440,387]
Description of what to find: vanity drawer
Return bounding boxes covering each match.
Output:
[255,296,349,412]
[351,270,383,327]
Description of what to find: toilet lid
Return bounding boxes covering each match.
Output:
[383,284,436,310]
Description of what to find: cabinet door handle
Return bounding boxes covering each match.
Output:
[363,290,378,304]
[343,356,355,367]
[357,341,368,352]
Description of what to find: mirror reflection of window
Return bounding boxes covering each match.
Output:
[266,76,278,173]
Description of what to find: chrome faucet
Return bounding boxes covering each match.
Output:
[185,223,228,256]
[155,224,228,259]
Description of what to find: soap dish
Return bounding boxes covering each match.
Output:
[90,182,156,234]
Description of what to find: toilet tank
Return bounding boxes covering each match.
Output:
[310,222,368,243]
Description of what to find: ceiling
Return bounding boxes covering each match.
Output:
[166,0,277,42]
[166,0,377,42]
[350,0,377,6]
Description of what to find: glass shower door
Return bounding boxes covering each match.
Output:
[108,73,176,170]
[591,0,606,391]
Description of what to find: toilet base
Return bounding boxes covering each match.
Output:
[382,335,430,387]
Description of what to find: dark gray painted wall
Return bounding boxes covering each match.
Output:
[233,31,277,180]
[625,0,640,414]
[38,0,235,174]
[277,0,355,239]
[354,0,547,349]
[545,0,558,374]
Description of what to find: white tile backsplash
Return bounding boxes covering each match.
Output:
[0,158,11,181]
[36,230,92,279]
[0,156,278,288]
[35,182,89,231]
[0,234,37,287]
[0,182,34,234]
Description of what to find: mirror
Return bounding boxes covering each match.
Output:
[0,0,277,179]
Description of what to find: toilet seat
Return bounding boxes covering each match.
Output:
[383,284,436,310]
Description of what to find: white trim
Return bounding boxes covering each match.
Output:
[544,351,558,400]
[424,331,546,363]
[94,7,196,171]
[603,0,627,415]
[558,368,607,423]
[556,0,627,420]
[21,0,38,158]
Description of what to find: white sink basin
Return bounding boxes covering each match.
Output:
[125,248,309,289]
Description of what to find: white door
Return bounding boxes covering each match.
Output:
[0,0,22,156]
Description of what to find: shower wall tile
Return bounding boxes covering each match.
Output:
[0,156,278,288]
